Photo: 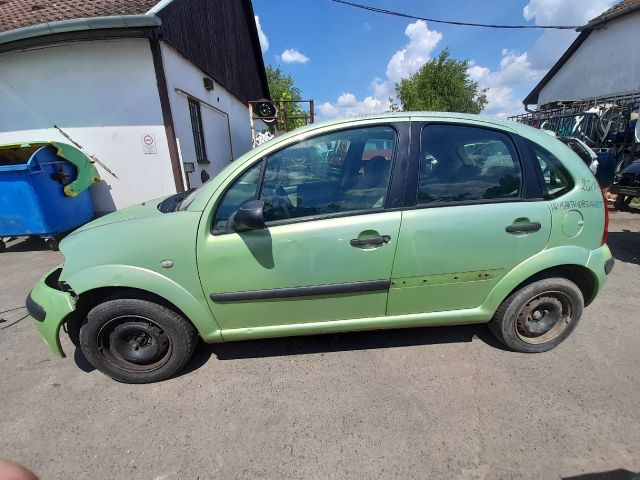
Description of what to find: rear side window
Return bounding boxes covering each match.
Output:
[418,124,522,204]
[526,139,574,199]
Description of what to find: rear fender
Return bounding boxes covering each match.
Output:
[481,246,592,315]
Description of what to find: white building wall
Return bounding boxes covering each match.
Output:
[160,42,254,188]
[0,38,176,213]
[538,12,640,105]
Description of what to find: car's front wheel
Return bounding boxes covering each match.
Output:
[80,295,198,383]
[489,278,584,353]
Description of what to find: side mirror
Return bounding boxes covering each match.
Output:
[232,200,266,232]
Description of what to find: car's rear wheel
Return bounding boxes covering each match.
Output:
[489,278,583,353]
[80,295,197,383]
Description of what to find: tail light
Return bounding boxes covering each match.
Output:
[601,188,609,246]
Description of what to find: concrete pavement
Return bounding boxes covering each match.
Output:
[1,212,639,479]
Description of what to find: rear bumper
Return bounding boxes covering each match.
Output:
[26,266,76,357]
[587,244,614,301]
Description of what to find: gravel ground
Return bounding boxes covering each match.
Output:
[1,211,639,480]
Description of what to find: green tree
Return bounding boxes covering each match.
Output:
[265,65,308,131]
[395,49,488,114]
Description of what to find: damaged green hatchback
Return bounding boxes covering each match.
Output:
[27,113,614,383]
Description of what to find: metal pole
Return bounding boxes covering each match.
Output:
[249,103,256,148]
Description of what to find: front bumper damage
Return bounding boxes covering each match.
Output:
[26,266,76,357]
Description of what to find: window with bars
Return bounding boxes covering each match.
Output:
[188,98,208,164]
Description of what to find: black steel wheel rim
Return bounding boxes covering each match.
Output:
[97,315,172,372]
[515,291,573,345]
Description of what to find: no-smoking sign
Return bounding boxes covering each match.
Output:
[141,134,157,154]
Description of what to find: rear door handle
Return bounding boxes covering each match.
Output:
[350,235,391,247]
[505,222,542,234]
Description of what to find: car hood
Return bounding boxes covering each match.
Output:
[67,197,166,237]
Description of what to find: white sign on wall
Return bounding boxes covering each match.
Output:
[141,133,157,154]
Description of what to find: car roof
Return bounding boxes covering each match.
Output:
[305,111,520,131]
[294,111,557,149]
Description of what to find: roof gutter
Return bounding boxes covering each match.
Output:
[147,0,177,14]
[0,15,161,46]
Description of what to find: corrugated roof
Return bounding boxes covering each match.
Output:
[581,0,640,29]
[0,0,159,33]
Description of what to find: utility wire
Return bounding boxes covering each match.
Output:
[1,306,27,315]
[0,307,28,330]
[331,0,580,30]
[0,314,29,330]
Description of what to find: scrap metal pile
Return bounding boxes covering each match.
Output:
[510,91,640,171]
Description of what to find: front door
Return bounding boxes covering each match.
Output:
[197,123,407,333]
[387,121,551,316]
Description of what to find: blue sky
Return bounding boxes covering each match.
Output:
[252,0,616,119]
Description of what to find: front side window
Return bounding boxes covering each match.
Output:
[259,126,396,222]
[212,126,397,232]
[212,161,262,232]
[526,139,574,199]
[418,124,522,204]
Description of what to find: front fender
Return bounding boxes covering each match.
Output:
[66,264,223,342]
[480,246,595,315]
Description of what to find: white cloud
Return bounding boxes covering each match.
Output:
[467,0,615,116]
[281,48,310,64]
[319,95,388,118]
[483,87,525,119]
[318,0,617,120]
[386,20,443,83]
[468,50,543,118]
[364,22,372,32]
[254,16,269,53]
[318,102,339,118]
[336,93,357,107]
[523,0,615,70]
[523,0,614,26]
[371,77,393,100]
[319,20,442,120]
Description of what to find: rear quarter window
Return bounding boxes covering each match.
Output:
[526,139,574,199]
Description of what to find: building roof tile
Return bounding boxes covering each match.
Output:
[0,0,159,33]
[583,0,640,29]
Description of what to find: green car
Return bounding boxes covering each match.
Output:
[27,113,614,383]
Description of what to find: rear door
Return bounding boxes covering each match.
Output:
[387,120,551,316]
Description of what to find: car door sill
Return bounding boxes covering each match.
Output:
[218,307,491,341]
[210,279,391,302]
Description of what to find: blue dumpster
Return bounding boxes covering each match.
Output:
[0,143,97,251]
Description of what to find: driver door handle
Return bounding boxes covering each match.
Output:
[350,235,391,247]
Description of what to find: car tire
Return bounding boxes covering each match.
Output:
[488,278,583,353]
[80,295,198,383]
